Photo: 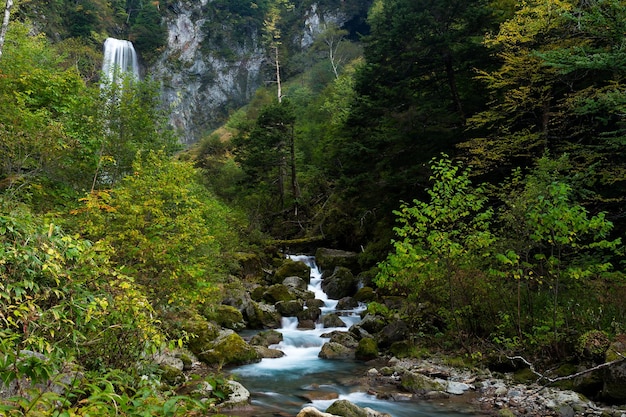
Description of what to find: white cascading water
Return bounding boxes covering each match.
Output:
[101,38,140,85]
[232,255,478,417]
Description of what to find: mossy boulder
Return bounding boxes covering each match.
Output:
[177,314,221,357]
[400,370,444,393]
[325,399,368,417]
[197,331,260,366]
[273,259,311,285]
[315,248,359,273]
[318,342,354,360]
[283,276,308,290]
[354,286,376,303]
[355,337,378,361]
[306,299,326,309]
[160,364,185,385]
[297,306,321,322]
[321,313,347,328]
[249,329,284,347]
[244,301,282,329]
[321,267,358,300]
[213,305,245,330]
[276,299,305,316]
[376,320,409,348]
[328,331,359,349]
[336,296,358,310]
[263,284,296,303]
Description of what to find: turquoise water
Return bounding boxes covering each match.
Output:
[230,255,485,417]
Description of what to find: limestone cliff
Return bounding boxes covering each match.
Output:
[149,0,371,145]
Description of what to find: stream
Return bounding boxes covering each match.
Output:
[230,255,485,417]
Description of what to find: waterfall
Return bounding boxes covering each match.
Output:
[101,38,140,85]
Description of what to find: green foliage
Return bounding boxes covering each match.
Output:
[72,151,243,306]
[376,155,495,332]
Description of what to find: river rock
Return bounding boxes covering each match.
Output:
[322,313,347,328]
[354,286,376,303]
[376,320,409,348]
[276,299,305,316]
[358,314,386,334]
[283,276,308,290]
[253,345,285,358]
[319,342,355,360]
[213,304,246,330]
[355,337,378,361]
[197,330,260,365]
[296,406,340,417]
[326,399,392,417]
[307,298,326,308]
[218,380,251,409]
[400,370,444,393]
[336,296,358,310]
[298,306,322,322]
[263,284,296,303]
[273,258,311,285]
[249,329,283,347]
[327,331,359,348]
[315,248,359,273]
[244,301,282,329]
[321,267,358,300]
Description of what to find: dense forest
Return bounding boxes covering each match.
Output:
[2,0,626,415]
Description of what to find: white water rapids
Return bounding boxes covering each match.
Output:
[231,255,481,417]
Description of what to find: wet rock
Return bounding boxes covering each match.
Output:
[376,320,409,348]
[212,304,246,330]
[354,286,376,303]
[197,330,260,365]
[283,276,308,290]
[400,370,444,393]
[326,399,392,417]
[253,345,285,358]
[319,342,354,360]
[315,248,359,273]
[276,299,305,316]
[328,331,359,349]
[300,391,340,401]
[298,306,322,322]
[218,380,250,409]
[358,314,386,334]
[336,296,358,310]
[274,258,311,285]
[322,313,347,328]
[355,338,378,361]
[249,329,283,347]
[321,267,358,300]
[244,301,282,329]
[263,284,296,303]
[307,298,326,309]
[296,406,339,417]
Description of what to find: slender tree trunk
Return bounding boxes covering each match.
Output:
[0,0,13,61]
[275,46,282,103]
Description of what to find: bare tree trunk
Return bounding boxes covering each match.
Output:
[275,46,282,103]
[0,0,13,61]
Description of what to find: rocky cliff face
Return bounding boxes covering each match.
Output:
[149,0,370,145]
[150,0,265,145]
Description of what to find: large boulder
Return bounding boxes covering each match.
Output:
[355,338,378,361]
[213,304,246,330]
[321,267,358,300]
[249,329,283,347]
[297,407,339,417]
[276,299,305,316]
[325,399,392,417]
[197,330,260,365]
[319,342,354,360]
[400,370,444,393]
[218,380,251,409]
[283,276,308,290]
[243,301,282,329]
[322,313,347,328]
[273,258,311,285]
[263,284,296,303]
[376,320,410,348]
[315,248,359,273]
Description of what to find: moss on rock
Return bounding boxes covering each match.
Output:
[355,337,378,361]
[198,332,260,366]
